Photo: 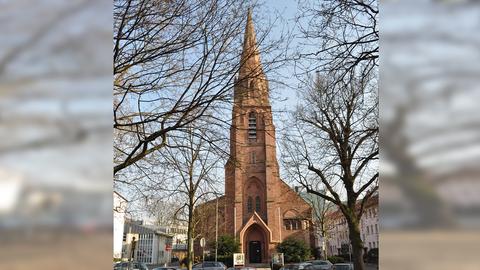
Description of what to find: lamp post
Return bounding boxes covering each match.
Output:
[200,238,206,262]
[215,194,219,262]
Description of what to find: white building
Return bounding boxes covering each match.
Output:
[164,226,188,261]
[114,191,128,259]
[326,194,379,256]
[122,220,174,265]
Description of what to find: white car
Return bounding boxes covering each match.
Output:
[305,260,333,270]
[281,263,313,270]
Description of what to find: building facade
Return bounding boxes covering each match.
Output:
[296,187,329,258]
[325,194,378,256]
[196,10,313,264]
[122,220,173,266]
[161,225,188,262]
[114,191,128,259]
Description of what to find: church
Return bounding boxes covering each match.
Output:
[195,10,313,264]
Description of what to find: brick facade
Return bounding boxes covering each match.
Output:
[195,10,313,264]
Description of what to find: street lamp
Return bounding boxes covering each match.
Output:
[215,193,219,262]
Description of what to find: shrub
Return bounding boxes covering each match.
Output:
[210,235,240,257]
[276,237,311,263]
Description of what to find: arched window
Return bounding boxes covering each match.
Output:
[255,196,261,212]
[248,112,256,141]
[247,196,253,213]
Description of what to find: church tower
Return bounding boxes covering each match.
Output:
[224,9,312,264]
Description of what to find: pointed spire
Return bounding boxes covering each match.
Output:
[234,8,269,106]
[239,7,263,79]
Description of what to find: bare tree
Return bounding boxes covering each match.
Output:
[113,0,283,175]
[295,0,378,82]
[299,189,335,260]
[156,126,223,270]
[282,71,378,270]
[311,196,334,260]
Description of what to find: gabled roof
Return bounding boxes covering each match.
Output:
[239,211,274,242]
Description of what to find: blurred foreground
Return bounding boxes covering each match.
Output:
[0,0,112,269]
[382,0,480,269]
[2,0,480,269]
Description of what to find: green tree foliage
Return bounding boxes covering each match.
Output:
[211,235,240,256]
[276,238,311,263]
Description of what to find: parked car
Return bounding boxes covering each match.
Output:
[304,260,333,270]
[193,261,227,270]
[332,263,353,270]
[226,267,256,270]
[152,267,179,270]
[281,263,313,270]
[114,261,149,270]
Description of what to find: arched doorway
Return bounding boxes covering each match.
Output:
[244,224,267,264]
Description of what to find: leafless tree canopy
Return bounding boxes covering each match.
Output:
[282,70,378,270]
[283,73,379,269]
[295,0,378,80]
[284,71,378,214]
[285,2,378,268]
[114,0,252,175]
[160,126,223,270]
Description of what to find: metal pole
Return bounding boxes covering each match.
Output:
[215,196,219,262]
[349,244,352,262]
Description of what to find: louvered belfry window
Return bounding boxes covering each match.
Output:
[248,112,257,141]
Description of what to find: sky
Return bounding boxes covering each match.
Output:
[257,0,302,184]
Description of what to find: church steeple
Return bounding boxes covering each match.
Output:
[235,8,269,105]
[239,8,262,79]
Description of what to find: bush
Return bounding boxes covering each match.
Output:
[276,237,311,263]
[327,256,345,264]
[210,235,240,257]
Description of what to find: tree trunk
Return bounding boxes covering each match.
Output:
[187,203,194,270]
[347,218,365,270]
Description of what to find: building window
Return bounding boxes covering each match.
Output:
[367,226,370,234]
[255,196,261,212]
[375,224,378,234]
[248,112,257,141]
[284,219,301,230]
[284,220,291,230]
[247,196,253,213]
[292,220,298,230]
[250,152,257,164]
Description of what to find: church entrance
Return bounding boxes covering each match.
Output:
[248,241,262,263]
[244,223,267,264]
